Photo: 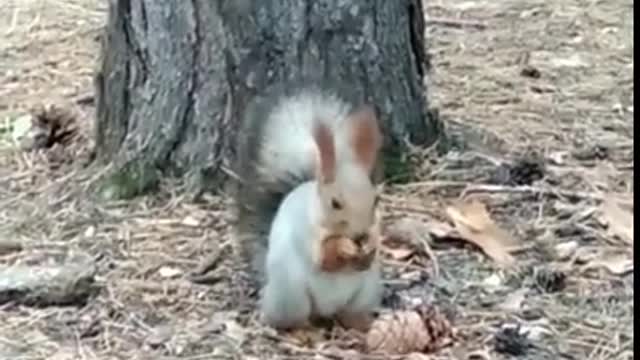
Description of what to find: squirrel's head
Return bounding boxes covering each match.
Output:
[312,105,382,241]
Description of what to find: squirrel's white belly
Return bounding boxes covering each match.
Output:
[306,270,367,316]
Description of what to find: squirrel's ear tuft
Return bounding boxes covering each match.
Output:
[349,105,382,174]
[312,121,337,184]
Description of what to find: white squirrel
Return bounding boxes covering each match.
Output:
[234,79,384,331]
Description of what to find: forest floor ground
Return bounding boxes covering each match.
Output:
[0,0,633,359]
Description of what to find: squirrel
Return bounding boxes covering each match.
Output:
[233,78,385,331]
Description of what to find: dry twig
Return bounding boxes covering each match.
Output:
[0,262,97,307]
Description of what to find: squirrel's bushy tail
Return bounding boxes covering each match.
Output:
[233,78,373,278]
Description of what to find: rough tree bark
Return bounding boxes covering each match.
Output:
[94,0,443,199]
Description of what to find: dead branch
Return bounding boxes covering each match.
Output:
[461,184,603,202]
[0,240,23,256]
[0,262,98,307]
[395,180,603,202]
[426,17,488,30]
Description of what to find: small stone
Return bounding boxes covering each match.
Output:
[158,266,183,278]
[84,226,96,238]
[553,241,578,260]
[181,215,200,227]
[482,273,504,288]
[547,151,568,165]
[11,114,33,143]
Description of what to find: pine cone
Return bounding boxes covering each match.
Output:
[415,305,455,352]
[366,304,454,355]
[22,104,78,150]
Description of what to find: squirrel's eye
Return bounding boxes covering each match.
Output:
[331,198,343,210]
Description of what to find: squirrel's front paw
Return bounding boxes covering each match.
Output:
[319,235,355,272]
[319,234,377,272]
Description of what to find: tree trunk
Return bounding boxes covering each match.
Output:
[94,0,442,199]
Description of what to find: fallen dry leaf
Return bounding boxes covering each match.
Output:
[385,218,439,276]
[599,196,634,246]
[382,245,416,260]
[445,200,517,267]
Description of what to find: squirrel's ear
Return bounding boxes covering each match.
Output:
[312,122,337,184]
[349,105,382,174]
